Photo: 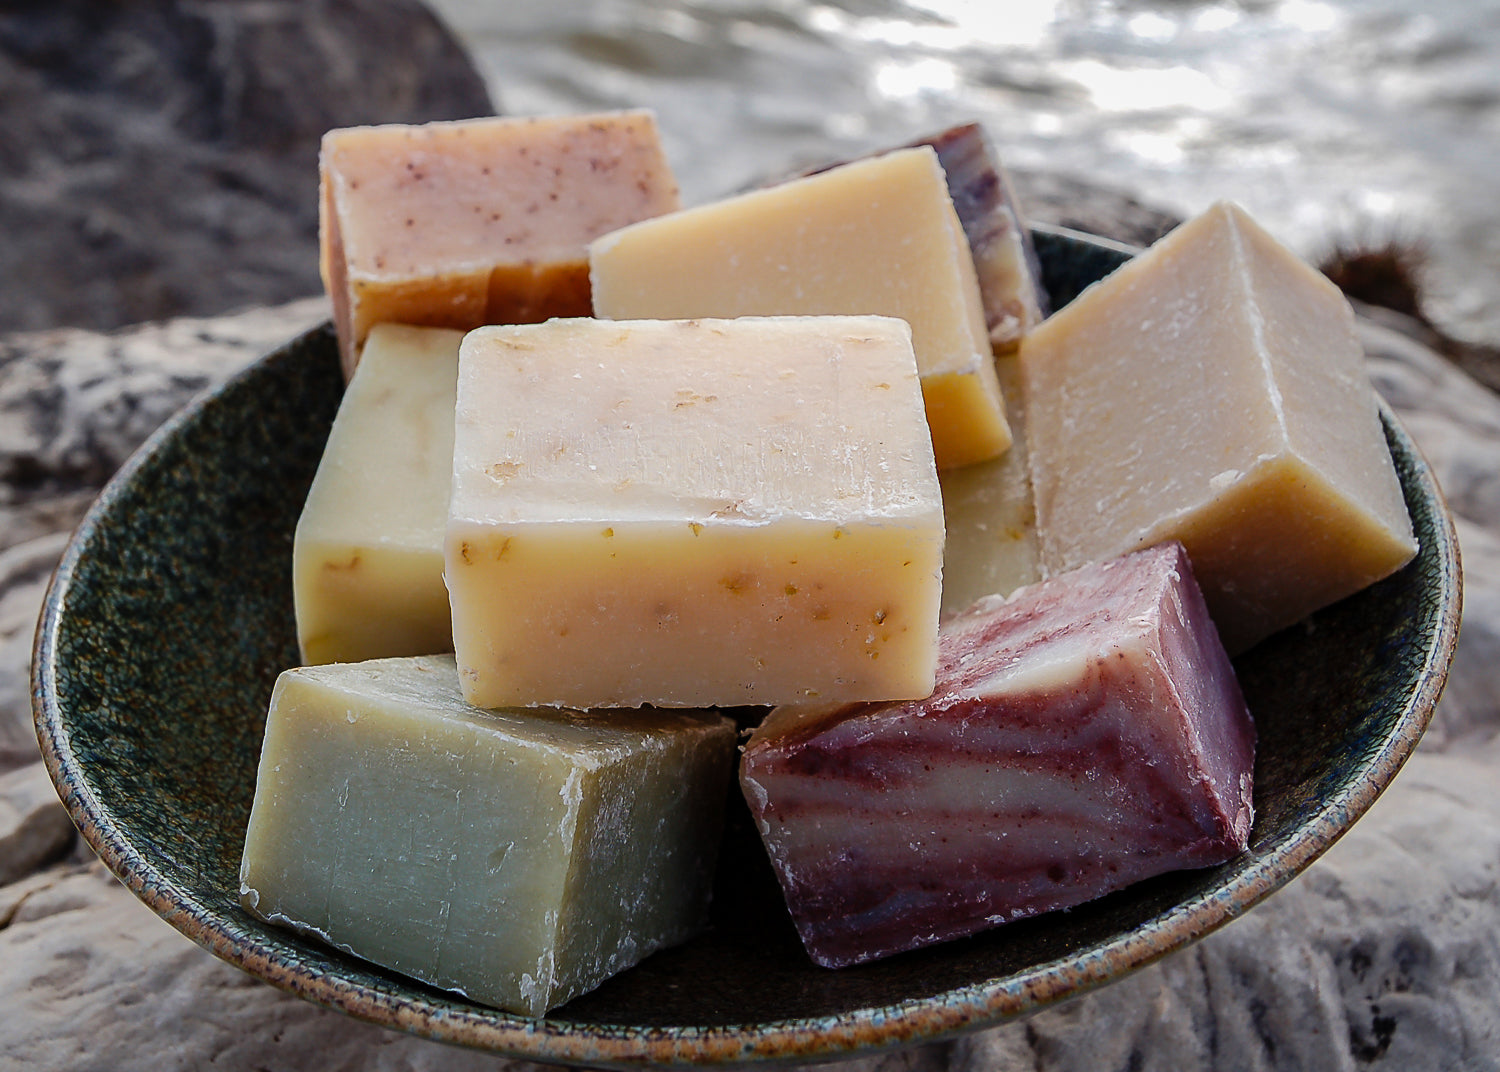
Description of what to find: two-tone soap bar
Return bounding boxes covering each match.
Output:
[320,110,681,376]
[445,315,945,710]
[239,654,736,1016]
[740,541,1255,969]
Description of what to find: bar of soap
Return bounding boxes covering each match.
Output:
[939,353,1041,616]
[320,111,681,377]
[446,315,945,710]
[1021,201,1417,653]
[293,323,461,665]
[914,123,1049,352]
[239,654,736,1017]
[740,541,1255,969]
[790,123,1048,353]
[589,146,1009,470]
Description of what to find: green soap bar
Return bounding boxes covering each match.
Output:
[239,654,737,1017]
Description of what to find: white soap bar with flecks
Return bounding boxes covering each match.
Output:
[445,315,945,710]
[239,654,736,1017]
[589,146,1008,470]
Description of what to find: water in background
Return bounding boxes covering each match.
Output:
[428,0,1500,346]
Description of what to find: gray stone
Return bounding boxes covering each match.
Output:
[0,761,73,885]
[1011,168,1181,250]
[0,0,493,334]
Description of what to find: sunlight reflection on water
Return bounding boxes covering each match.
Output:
[428,0,1500,344]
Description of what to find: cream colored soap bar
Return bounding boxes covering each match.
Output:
[1021,201,1417,653]
[939,353,1040,616]
[294,323,461,665]
[590,147,1008,469]
[321,111,681,377]
[447,315,945,709]
[239,654,736,1017]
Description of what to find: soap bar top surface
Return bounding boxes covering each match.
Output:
[294,323,462,665]
[589,146,1009,469]
[323,111,680,279]
[1021,201,1417,651]
[446,315,945,710]
[743,541,1255,968]
[239,654,736,1017]
[451,316,940,525]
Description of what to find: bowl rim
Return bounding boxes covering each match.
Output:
[30,227,1463,1068]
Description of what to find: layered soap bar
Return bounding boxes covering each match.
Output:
[239,654,736,1017]
[912,123,1049,351]
[446,315,945,710]
[320,111,681,376]
[741,542,1255,969]
[590,146,1008,469]
[293,323,460,665]
[1021,201,1417,653]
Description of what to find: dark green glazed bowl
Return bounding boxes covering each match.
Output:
[33,227,1460,1067]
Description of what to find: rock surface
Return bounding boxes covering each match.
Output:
[0,0,493,334]
[1,302,1497,1072]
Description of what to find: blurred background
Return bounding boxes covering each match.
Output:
[428,0,1500,351]
[3,0,1497,350]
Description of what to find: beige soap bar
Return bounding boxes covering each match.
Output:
[294,323,461,665]
[320,111,681,377]
[939,353,1040,616]
[447,315,945,710]
[239,654,736,1017]
[1021,201,1417,653]
[589,146,1008,469]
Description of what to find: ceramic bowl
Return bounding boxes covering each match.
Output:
[33,226,1461,1067]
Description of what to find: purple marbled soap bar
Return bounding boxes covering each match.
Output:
[739,541,1255,969]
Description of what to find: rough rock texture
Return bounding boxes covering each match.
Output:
[1,298,1497,1072]
[0,0,493,333]
[0,298,329,770]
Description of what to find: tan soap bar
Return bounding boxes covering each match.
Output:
[1021,201,1417,652]
[446,315,945,710]
[939,353,1040,616]
[320,111,681,377]
[589,146,1008,469]
[293,323,461,665]
[239,654,736,1017]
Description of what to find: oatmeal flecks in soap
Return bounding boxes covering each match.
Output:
[589,146,1008,470]
[320,111,681,377]
[1021,201,1417,653]
[446,315,945,710]
[740,542,1255,970]
[293,323,460,665]
[239,654,736,1017]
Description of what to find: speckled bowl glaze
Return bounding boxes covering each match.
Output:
[33,226,1460,1068]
